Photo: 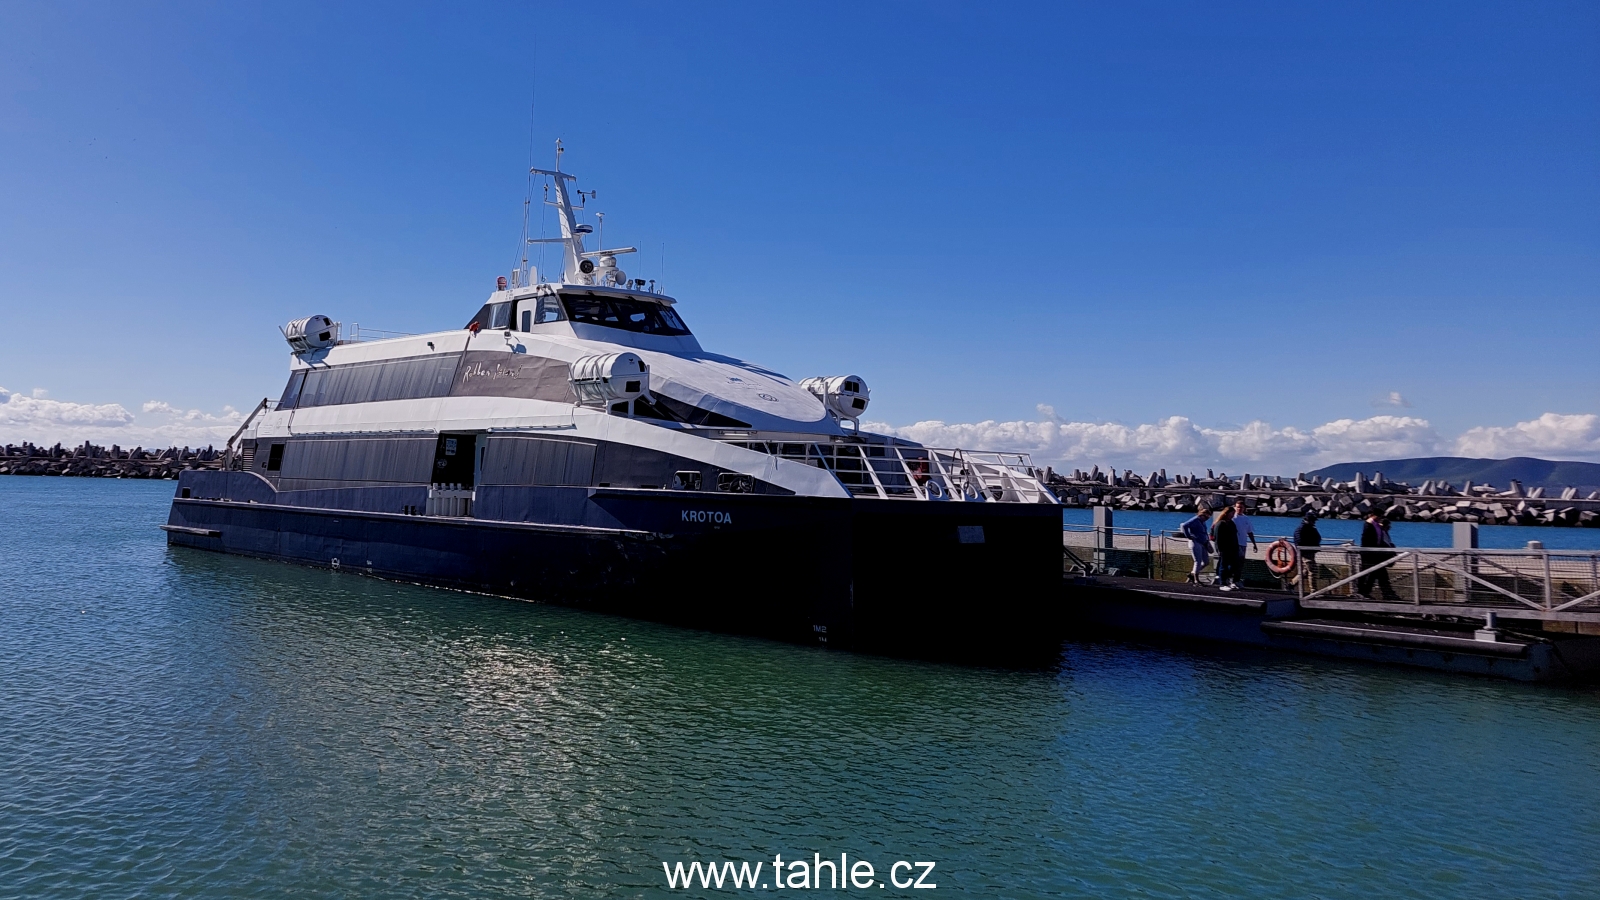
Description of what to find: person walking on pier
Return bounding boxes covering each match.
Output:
[1181,505,1213,584]
[1356,512,1400,601]
[1212,506,1242,591]
[1293,512,1322,588]
[1232,499,1259,556]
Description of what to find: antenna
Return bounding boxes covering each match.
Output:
[595,212,604,252]
[555,138,564,172]
[537,182,550,281]
[527,60,537,169]
[521,82,538,283]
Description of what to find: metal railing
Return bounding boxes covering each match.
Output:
[343,323,419,343]
[1296,546,1600,622]
[1062,523,1600,621]
[222,397,272,470]
[1063,524,1154,576]
[426,484,475,517]
[728,440,1056,503]
[1064,524,1153,552]
[1063,525,1359,585]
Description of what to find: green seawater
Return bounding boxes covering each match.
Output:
[2,477,1598,898]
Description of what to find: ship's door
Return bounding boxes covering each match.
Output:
[432,433,478,487]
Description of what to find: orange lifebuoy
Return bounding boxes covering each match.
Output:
[1264,539,1298,576]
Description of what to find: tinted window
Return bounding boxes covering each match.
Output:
[559,293,691,336]
[519,296,567,331]
[465,302,512,331]
[301,368,328,407]
[488,302,511,329]
[641,394,752,428]
[291,354,460,410]
[657,306,689,332]
[278,370,307,410]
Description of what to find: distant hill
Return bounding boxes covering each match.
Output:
[1306,457,1600,492]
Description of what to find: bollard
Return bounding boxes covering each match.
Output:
[1454,522,1479,605]
[1094,505,1114,550]
[1475,611,1501,643]
[1093,505,1113,574]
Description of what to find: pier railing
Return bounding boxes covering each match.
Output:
[1295,546,1600,623]
[1063,520,1600,622]
[1063,524,1155,576]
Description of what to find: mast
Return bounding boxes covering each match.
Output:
[528,145,636,287]
[529,166,586,282]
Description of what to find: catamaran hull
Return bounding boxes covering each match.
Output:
[164,472,1064,661]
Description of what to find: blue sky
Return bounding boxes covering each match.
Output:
[1,1,1597,471]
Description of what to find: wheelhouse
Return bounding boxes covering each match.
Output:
[468,290,691,338]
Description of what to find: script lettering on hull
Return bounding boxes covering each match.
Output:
[450,351,575,402]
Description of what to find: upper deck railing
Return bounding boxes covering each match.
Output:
[725,439,1056,503]
[342,323,418,343]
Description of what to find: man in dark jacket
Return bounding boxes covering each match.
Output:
[1356,512,1399,600]
[1292,513,1321,587]
[1212,507,1242,592]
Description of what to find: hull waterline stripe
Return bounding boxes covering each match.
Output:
[160,524,222,537]
[170,498,659,539]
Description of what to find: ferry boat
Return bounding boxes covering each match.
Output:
[165,157,1064,656]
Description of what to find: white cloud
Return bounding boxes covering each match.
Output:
[866,412,1447,474]
[0,386,239,448]
[0,386,135,430]
[1454,413,1600,460]
[1371,391,1412,408]
[8,384,1598,471]
[141,399,244,425]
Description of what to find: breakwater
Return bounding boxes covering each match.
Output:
[7,441,1596,527]
[1045,466,1600,528]
[0,442,222,479]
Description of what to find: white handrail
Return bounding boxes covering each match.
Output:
[724,439,1056,503]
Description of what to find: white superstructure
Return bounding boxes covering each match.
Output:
[231,154,1055,505]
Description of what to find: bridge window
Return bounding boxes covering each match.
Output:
[519,296,567,331]
[465,302,512,331]
[559,292,691,336]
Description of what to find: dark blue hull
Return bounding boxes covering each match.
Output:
[165,471,1065,661]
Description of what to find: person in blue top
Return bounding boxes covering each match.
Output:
[1181,505,1214,584]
